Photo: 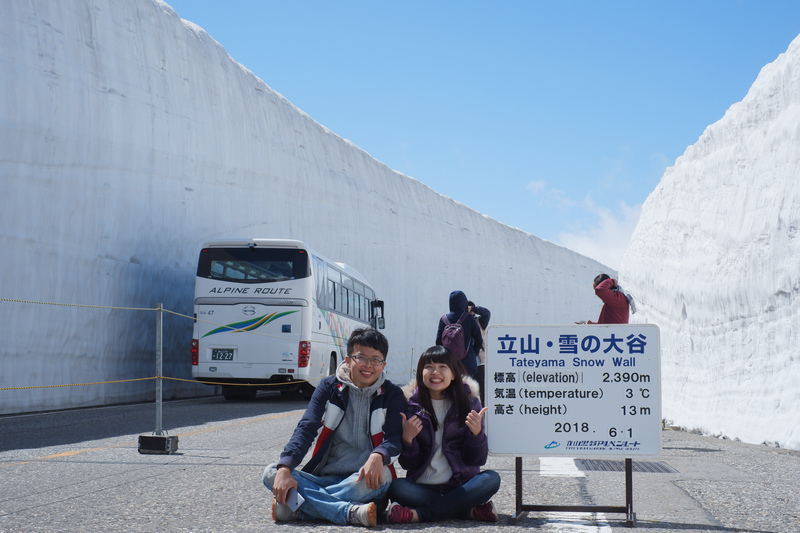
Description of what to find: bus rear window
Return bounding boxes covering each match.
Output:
[197,247,311,283]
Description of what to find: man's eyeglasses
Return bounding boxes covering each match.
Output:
[350,354,386,366]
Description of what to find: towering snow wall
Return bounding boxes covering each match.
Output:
[620,36,800,450]
[0,0,610,414]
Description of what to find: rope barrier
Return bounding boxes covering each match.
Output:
[2,300,307,343]
[0,377,156,391]
[0,298,418,356]
[0,297,363,344]
[0,298,413,358]
[0,297,416,393]
[0,297,156,311]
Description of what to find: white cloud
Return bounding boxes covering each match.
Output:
[556,198,641,271]
[526,179,547,194]
[526,179,575,209]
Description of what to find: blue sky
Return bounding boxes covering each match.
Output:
[164,0,800,270]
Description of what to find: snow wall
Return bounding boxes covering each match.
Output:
[0,0,611,415]
[620,35,800,450]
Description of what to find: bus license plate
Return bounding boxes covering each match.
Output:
[211,348,234,361]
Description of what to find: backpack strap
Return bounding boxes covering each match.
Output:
[442,314,451,325]
[458,312,473,351]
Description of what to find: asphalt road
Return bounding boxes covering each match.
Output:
[0,394,798,532]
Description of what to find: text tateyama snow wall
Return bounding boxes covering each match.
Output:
[0,0,610,414]
[620,36,800,450]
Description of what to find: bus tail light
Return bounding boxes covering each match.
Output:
[191,339,198,365]
[298,341,311,367]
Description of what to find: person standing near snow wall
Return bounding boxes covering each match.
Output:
[436,290,483,378]
[584,273,631,324]
[468,301,491,406]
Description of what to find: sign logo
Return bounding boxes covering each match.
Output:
[544,441,560,449]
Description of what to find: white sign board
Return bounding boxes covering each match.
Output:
[486,324,661,456]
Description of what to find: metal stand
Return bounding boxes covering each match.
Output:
[138,303,179,454]
[510,456,636,527]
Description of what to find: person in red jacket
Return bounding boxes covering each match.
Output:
[585,273,630,324]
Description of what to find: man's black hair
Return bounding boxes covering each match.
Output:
[347,328,389,358]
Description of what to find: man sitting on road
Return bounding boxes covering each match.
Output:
[262,327,404,527]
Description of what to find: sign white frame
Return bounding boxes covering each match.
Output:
[486,324,661,457]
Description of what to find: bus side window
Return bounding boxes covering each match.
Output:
[328,269,342,313]
[341,285,349,315]
[354,282,365,319]
[327,279,337,311]
[313,257,328,308]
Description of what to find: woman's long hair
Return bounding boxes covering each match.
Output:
[414,346,470,430]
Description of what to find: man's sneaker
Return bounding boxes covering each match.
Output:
[385,502,416,524]
[349,502,377,527]
[272,499,300,522]
[470,501,498,522]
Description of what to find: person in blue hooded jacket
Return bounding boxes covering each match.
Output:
[435,290,484,378]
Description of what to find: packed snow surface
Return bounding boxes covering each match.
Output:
[620,35,800,450]
[0,0,609,414]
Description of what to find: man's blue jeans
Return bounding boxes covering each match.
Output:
[387,470,501,522]
[262,464,392,525]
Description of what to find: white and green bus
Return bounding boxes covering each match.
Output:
[191,239,385,400]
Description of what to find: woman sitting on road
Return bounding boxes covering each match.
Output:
[385,345,500,523]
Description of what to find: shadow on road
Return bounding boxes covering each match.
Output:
[0,392,307,452]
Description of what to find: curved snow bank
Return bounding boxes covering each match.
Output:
[620,35,800,450]
[0,0,609,414]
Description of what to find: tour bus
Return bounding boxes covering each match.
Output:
[191,239,385,400]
